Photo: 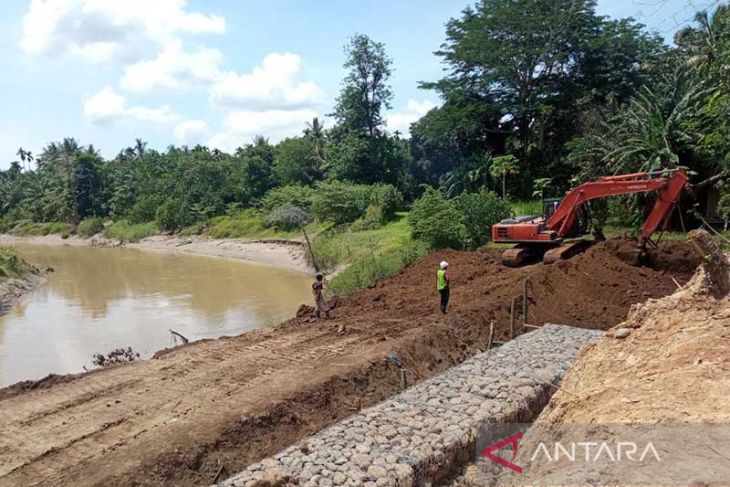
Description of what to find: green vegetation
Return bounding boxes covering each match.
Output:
[208,211,327,240]
[408,188,510,250]
[3,3,730,293]
[0,246,37,278]
[3,221,72,237]
[77,217,104,237]
[102,221,157,243]
[309,214,429,295]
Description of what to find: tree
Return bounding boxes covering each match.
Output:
[274,137,322,185]
[16,147,33,171]
[570,67,715,175]
[408,187,465,249]
[426,0,599,162]
[490,155,520,198]
[304,117,328,171]
[675,4,730,73]
[453,190,512,248]
[332,34,393,137]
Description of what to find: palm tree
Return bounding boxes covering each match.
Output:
[134,138,147,159]
[490,155,520,199]
[16,147,33,171]
[675,5,728,69]
[304,117,327,175]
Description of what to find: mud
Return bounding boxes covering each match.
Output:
[0,239,699,487]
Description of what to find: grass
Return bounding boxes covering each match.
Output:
[207,211,328,240]
[9,220,73,237]
[510,200,543,217]
[310,213,430,296]
[77,217,104,237]
[103,221,157,243]
[0,245,37,278]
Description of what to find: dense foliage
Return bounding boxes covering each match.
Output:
[3,4,730,248]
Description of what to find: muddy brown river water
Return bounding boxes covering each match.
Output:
[0,244,312,386]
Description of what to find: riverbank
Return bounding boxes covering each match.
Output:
[0,239,700,486]
[0,246,44,314]
[0,233,313,274]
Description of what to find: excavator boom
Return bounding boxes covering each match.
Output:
[492,168,688,266]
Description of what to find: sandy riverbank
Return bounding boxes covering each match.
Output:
[0,233,314,274]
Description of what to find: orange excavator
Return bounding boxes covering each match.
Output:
[492,168,689,266]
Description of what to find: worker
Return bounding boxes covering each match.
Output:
[312,272,330,319]
[437,261,450,314]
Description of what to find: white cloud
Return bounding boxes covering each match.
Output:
[209,53,324,110]
[83,86,179,124]
[174,119,210,144]
[122,40,224,92]
[20,0,225,63]
[208,109,318,153]
[386,99,438,135]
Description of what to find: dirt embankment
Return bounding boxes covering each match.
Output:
[0,239,699,486]
[0,251,45,315]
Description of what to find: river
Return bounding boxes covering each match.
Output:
[0,244,313,387]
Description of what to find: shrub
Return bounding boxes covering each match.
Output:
[261,185,316,212]
[718,191,730,220]
[155,198,191,232]
[103,220,157,242]
[265,204,310,231]
[77,217,104,237]
[369,184,403,221]
[453,190,512,248]
[408,187,465,249]
[126,194,163,224]
[349,205,385,231]
[10,221,72,236]
[0,245,35,278]
[311,181,372,224]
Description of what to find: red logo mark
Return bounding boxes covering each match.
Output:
[480,432,523,473]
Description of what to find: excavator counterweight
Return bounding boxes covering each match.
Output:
[492,169,689,266]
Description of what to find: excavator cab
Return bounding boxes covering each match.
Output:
[543,198,561,220]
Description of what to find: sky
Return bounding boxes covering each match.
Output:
[0,0,720,167]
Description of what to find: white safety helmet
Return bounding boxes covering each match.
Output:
[439,261,449,270]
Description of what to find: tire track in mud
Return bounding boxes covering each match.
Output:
[0,240,698,486]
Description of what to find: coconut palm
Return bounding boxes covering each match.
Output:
[675,4,729,70]
[489,155,520,199]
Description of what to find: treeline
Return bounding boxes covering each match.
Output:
[3,1,730,246]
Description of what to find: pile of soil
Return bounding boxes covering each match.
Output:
[0,239,699,486]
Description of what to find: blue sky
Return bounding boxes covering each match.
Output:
[0,0,717,167]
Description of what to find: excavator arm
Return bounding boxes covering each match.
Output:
[547,169,689,244]
[492,168,688,266]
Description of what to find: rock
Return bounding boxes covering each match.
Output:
[352,453,370,469]
[367,465,387,479]
[614,328,631,339]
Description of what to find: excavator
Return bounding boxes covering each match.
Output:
[491,168,689,266]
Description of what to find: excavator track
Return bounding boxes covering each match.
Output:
[542,240,595,264]
[501,245,546,267]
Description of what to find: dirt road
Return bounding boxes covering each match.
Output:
[0,240,699,486]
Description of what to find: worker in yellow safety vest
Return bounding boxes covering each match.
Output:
[437,261,450,314]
